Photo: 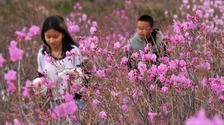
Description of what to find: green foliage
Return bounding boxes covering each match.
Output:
[54,1,74,15]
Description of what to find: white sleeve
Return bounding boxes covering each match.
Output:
[37,49,44,74]
[72,46,83,67]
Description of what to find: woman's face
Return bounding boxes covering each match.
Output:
[137,21,153,39]
[44,29,64,51]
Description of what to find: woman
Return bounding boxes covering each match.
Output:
[33,15,84,104]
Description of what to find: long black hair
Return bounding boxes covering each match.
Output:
[41,15,79,57]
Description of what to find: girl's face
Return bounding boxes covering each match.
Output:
[44,29,64,51]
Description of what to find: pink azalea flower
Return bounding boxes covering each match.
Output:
[71,83,79,93]
[51,112,57,120]
[125,0,132,4]
[138,61,147,76]
[82,14,87,21]
[122,44,130,52]
[71,115,77,122]
[22,87,30,98]
[148,111,158,123]
[185,109,214,125]
[128,69,137,82]
[99,111,107,119]
[47,80,54,89]
[29,25,40,37]
[114,42,121,49]
[92,99,101,107]
[195,10,202,19]
[70,48,79,56]
[54,104,66,118]
[120,56,128,65]
[161,86,168,93]
[144,53,157,62]
[8,40,24,62]
[4,70,17,83]
[15,30,27,40]
[131,52,138,59]
[90,26,97,35]
[92,21,98,27]
[157,63,168,75]
[68,25,80,33]
[13,119,22,125]
[168,59,178,69]
[121,105,128,112]
[0,53,5,67]
[64,93,74,102]
[96,69,106,78]
[64,101,77,115]
[7,82,16,93]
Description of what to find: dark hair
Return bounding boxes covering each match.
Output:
[138,14,154,28]
[41,15,79,56]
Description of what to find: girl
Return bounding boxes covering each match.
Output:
[33,15,84,104]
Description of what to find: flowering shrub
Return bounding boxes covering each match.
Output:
[0,0,223,125]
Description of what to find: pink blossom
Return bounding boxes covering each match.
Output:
[186,14,194,20]
[144,44,151,51]
[128,69,137,82]
[99,111,107,119]
[147,64,157,76]
[92,21,98,27]
[121,105,129,112]
[195,10,202,19]
[90,26,97,35]
[205,51,211,57]
[185,109,224,125]
[68,25,80,33]
[159,57,170,64]
[120,56,128,65]
[131,52,138,59]
[114,42,121,49]
[157,63,168,75]
[201,77,207,87]
[29,25,40,37]
[64,101,77,115]
[144,53,157,62]
[8,40,24,62]
[4,70,17,83]
[161,86,168,93]
[54,104,66,118]
[122,44,130,52]
[138,61,147,76]
[51,113,57,120]
[168,59,178,69]
[82,14,87,21]
[179,60,186,67]
[0,53,5,67]
[125,0,132,4]
[65,93,74,102]
[13,119,22,125]
[71,116,77,122]
[47,80,54,89]
[174,34,185,43]
[148,84,155,90]
[148,111,158,123]
[22,87,30,98]
[92,99,101,107]
[96,69,106,78]
[70,48,79,56]
[15,31,27,40]
[7,82,16,93]
[71,83,79,92]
